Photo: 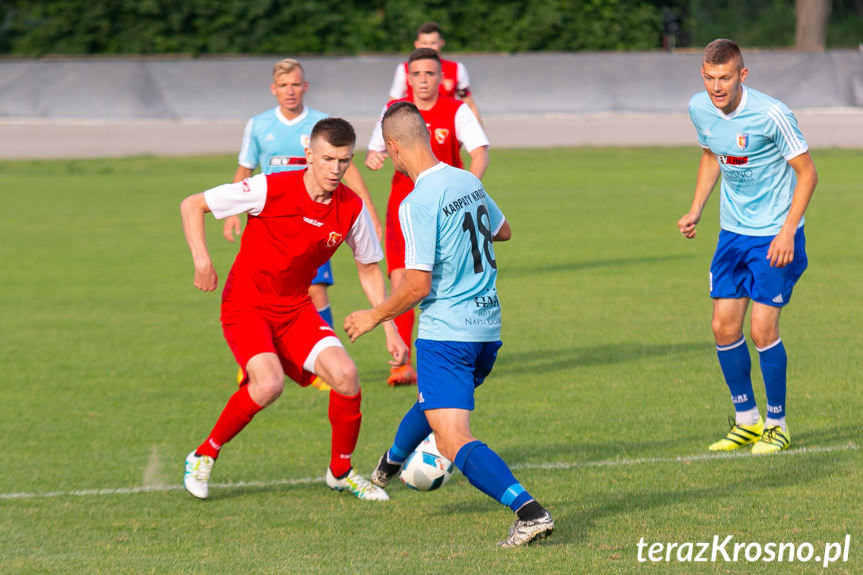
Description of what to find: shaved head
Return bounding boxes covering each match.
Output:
[382,101,430,146]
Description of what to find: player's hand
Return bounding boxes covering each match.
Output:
[365,150,387,171]
[223,215,242,243]
[193,262,218,292]
[767,229,795,268]
[343,309,379,342]
[383,323,409,366]
[677,212,700,239]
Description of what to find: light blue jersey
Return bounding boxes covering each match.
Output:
[400,163,505,342]
[238,106,327,174]
[689,86,808,236]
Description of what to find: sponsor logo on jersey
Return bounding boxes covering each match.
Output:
[326,231,344,247]
[434,128,450,145]
[473,294,500,308]
[303,217,324,227]
[265,133,276,141]
[269,156,307,167]
[716,154,749,166]
[736,132,749,150]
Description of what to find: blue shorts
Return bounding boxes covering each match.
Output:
[415,339,502,411]
[311,261,334,286]
[709,227,807,307]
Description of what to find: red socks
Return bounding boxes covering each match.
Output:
[328,390,362,477]
[393,308,415,356]
[196,385,263,459]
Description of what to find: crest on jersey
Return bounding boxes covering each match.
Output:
[326,231,343,248]
[301,134,311,149]
[442,78,455,93]
[736,132,749,150]
[241,179,252,193]
[434,128,450,145]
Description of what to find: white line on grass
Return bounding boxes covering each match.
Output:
[2,443,856,501]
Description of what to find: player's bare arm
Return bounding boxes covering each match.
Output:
[678,148,721,238]
[494,220,512,242]
[180,193,218,292]
[223,165,254,242]
[345,269,431,342]
[343,163,383,240]
[468,145,490,180]
[767,152,818,268]
[352,261,410,364]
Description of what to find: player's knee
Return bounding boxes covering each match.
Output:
[711,316,742,345]
[248,373,285,406]
[326,362,360,396]
[750,326,780,349]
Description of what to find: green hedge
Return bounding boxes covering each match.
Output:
[0,0,666,56]
[0,0,860,56]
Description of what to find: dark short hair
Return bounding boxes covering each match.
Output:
[416,21,442,37]
[381,101,430,144]
[703,39,744,69]
[311,117,356,148]
[383,101,421,126]
[408,47,441,69]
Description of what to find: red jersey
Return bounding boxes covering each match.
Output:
[388,95,465,202]
[204,171,377,311]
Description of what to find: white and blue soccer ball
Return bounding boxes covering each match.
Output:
[399,433,454,491]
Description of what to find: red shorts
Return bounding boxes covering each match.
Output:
[222,300,341,387]
[385,179,414,276]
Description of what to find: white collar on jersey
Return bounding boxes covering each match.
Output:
[276,105,309,126]
[718,85,749,120]
[415,162,447,185]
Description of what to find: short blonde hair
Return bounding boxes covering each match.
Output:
[273,58,304,79]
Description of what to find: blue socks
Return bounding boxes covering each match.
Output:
[758,339,787,421]
[387,402,432,463]
[455,440,533,512]
[317,305,334,328]
[716,336,757,413]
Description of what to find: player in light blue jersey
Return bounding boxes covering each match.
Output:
[678,39,818,454]
[345,102,554,547]
[223,59,383,391]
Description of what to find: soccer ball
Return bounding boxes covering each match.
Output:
[399,433,454,491]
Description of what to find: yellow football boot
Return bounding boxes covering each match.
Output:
[708,416,764,451]
[751,425,791,455]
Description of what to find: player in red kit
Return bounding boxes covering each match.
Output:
[367,48,489,385]
[181,118,408,501]
[389,21,482,124]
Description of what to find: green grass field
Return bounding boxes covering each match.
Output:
[1,148,861,574]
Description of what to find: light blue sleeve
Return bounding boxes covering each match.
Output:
[400,196,437,271]
[237,118,259,169]
[484,193,505,236]
[765,101,808,160]
[688,96,708,148]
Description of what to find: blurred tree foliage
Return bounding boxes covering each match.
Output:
[0,0,859,56]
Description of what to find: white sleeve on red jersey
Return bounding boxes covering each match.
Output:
[454,104,490,152]
[456,61,471,94]
[203,173,268,220]
[388,63,408,100]
[346,204,384,264]
[366,105,389,153]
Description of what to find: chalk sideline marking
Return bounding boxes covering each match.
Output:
[2,443,856,501]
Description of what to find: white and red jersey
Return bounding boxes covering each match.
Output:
[389,58,471,101]
[368,95,489,202]
[204,170,382,310]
